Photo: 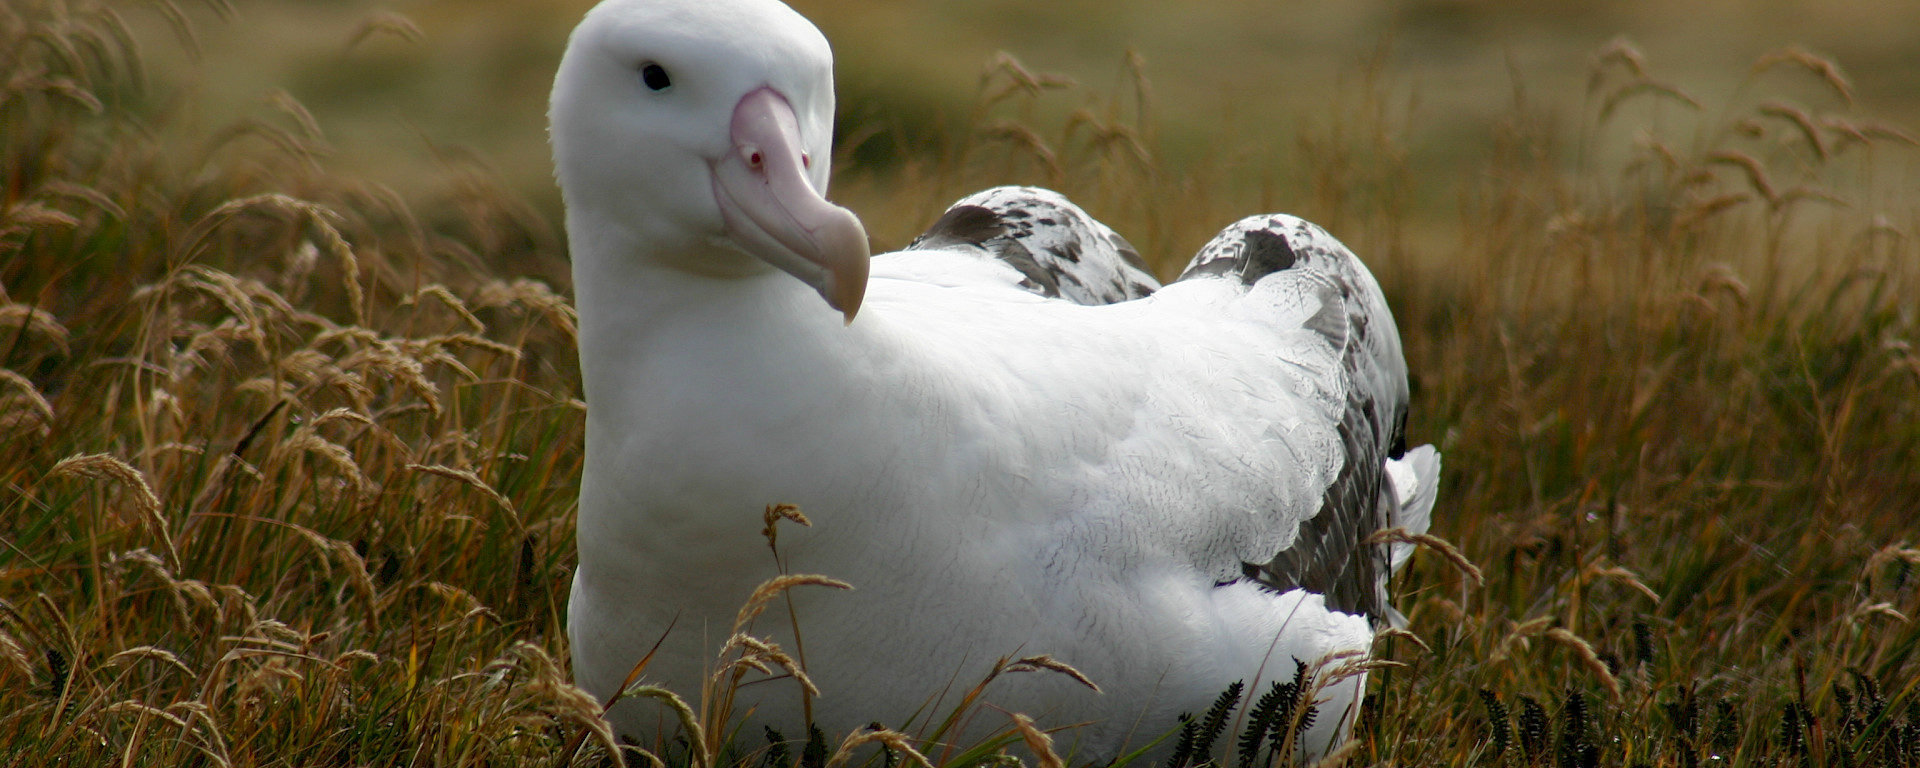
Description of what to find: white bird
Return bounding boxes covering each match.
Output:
[551,0,1440,761]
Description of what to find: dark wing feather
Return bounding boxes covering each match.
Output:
[1178,215,1413,625]
[907,186,1159,306]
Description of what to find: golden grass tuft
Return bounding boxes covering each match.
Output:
[714,632,820,699]
[1366,527,1485,586]
[732,574,856,635]
[827,727,938,768]
[1303,737,1361,768]
[1002,654,1102,694]
[407,462,522,524]
[1543,627,1623,703]
[5,2,586,764]
[0,368,55,435]
[0,304,70,354]
[48,453,179,568]
[1004,714,1064,768]
[1753,44,1856,106]
[0,628,33,681]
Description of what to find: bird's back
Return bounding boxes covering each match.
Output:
[570,187,1437,761]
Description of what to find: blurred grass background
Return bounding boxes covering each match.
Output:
[7,0,1920,765]
[128,0,1920,250]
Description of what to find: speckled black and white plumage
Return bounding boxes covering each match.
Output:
[904,202,1429,623]
[906,186,1159,305]
[912,204,1431,624]
[1172,215,1434,625]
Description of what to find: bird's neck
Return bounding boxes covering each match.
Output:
[567,236,894,592]
[570,232,866,403]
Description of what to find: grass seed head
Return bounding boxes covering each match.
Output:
[1848,602,1910,625]
[1756,101,1830,160]
[1303,735,1361,768]
[346,9,426,49]
[1598,77,1704,123]
[1373,627,1432,656]
[1366,528,1484,586]
[717,633,820,698]
[732,574,853,634]
[102,699,192,730]
[1753,44,1855,105]
[48,453,179,568]
[1705,150,1779,205]
[1584,564,1662,604]
[0,628,33,681]
[1006,713,1064,768]
[826,726,933,768]
[0,369,55,436]
[0,302,72,353]
[1003,654,1101,693]
[1545,628,1622,703]
[473,278,580,338]
[273,429,370,498]
[104,646,197,679]
[619,684,706,768]
[1588,36,1649,86]
[407,463,519,524]
[0,202,82,237]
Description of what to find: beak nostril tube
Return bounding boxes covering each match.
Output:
[711,86,870,320]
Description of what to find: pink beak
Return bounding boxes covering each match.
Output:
[711,88,870,324]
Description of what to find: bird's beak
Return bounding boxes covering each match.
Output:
[711,87,870,324]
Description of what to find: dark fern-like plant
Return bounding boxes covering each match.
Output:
[801,724,828,768]
[1480,689,1511,761]
[1779,702,1810,768]
[1892,720,1919,767]
[1164,713,1200,768]
[1665,686,1698,744]
[1192,681,1245,767]
[1236,680,1292,768]
[1278,660,1317,755]
[1163,681,1245,768]
[1518,696,1549,763]
[1234,659,1315,768]
[869,723,897,768]
[1632,621,1655,668]
[1556,689,1597,768]
[1664,684,1700,767]
[763,727,791,768]
[1709,698,1741,757]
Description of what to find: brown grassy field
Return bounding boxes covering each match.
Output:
[116,0,1920,242]
[4,0,1920,766]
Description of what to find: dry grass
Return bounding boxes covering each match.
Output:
[4,1,584,764]
[5,1,1920,767]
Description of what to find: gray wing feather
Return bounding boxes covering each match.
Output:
[907,186,1159,306]
[1177,214,1421,626]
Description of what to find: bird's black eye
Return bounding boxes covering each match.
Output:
[640,62,672,91]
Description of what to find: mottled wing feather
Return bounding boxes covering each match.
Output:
[1177,215,1413,624]
[907,186,1160,305]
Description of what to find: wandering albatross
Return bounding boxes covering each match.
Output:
[552,0,1441,760]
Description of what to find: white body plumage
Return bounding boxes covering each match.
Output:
[553,0,1438,759]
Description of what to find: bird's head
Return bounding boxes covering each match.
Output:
[551,0,870,322]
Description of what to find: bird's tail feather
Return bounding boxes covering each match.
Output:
[1381,445,1439,630]
[1384,445,1440,574]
